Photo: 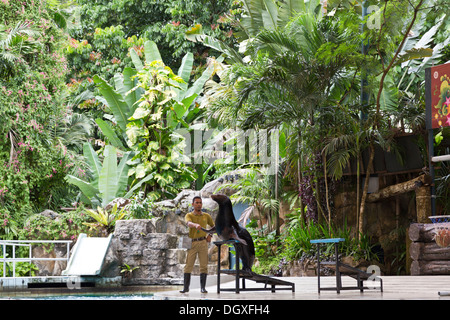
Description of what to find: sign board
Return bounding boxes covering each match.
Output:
[425,63,450,130]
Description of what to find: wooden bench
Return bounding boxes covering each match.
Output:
[214,240,295,293]
[310,238,383,293]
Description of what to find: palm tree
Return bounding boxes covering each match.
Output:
[203,11,361,226]
[0,21,41,79]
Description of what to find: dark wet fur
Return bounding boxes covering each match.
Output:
[202,194,255,272]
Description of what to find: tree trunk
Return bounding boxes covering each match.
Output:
[416,186,431,223]
[409,223,450,242]
[358,141,374,239]
[411,260,450,275]
[410,242,450,261]
[367,174,431,202]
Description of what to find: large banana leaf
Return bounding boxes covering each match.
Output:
[114,68,138,113]
[95,118,126,150]
[144,40,162,64]
[116,151,133,198]
[93,75,131,133]
[240,0,265,38]
[262,0,278,29]
[277,0,306,29]
[65,175,99,205]
[83,142,102,186]
[99,145,118,207]
[130,48,144,71]
[177,52,194,93]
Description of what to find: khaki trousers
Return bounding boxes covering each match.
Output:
[184,240,208,274]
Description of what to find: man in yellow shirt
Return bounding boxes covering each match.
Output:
[180,196,214,293]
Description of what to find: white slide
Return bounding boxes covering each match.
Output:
[62,233,113,276]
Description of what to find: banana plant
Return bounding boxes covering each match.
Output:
[65,143,133,207]
[94,40,214,138]
[91,40,215,198]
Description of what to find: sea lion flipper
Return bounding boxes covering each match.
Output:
[231,227,248,245]
[201,226,216,234]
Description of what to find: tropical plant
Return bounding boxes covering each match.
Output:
[0,1,73,228]
[217,166,287,237]
[282,214,377,262]
[83,203,128,235]
[124,59,199,200]
[71,0,236,67]
[91,40,215,198]
[20,206,92,241]
[192,0,450,238]
[65,143,133,208]
[194,2,361,227]
[119,263,139,278]
[0,21,41,79]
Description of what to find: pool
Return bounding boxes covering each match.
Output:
[1,285,179,300]
[32,292,154,300]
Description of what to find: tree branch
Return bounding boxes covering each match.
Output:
[375,0,425,127]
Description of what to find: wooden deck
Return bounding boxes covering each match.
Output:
[154,275,450,300]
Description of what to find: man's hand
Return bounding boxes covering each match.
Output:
[187,221,202,230]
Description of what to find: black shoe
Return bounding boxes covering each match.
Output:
[200,273,208,293]
[180,273,191,293]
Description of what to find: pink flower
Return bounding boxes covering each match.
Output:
[444,96,450,108]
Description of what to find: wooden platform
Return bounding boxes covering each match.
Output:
[153,275,450,300]
[218,269,295,293]
[213,240,295,293]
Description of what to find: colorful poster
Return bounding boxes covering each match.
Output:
[426,63,450,129]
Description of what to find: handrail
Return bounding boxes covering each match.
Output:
[0,239,72,278]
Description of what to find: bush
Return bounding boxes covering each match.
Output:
[19,207,92,242]
[248,212,379,274]
[282,215,378,262]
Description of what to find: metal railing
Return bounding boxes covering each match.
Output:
[0,239,72,278]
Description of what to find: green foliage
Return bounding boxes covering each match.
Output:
[19,207,92,241]
[0,21,41,79]
[83,204,128,235]
[66,25,145,83]
[90,40,215,200]
[281,213,377,262]
[65,143,133,207]
[72,0,237,66]
[120,263,139,278]
[125,59,197,199]
[125,194,155,219]
[0,0,72,234]
[0,256,39,277]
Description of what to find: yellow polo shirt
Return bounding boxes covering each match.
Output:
[185,211,214,239]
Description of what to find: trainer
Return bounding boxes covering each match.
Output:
[180,196,214,293]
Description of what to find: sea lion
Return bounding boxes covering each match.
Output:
[202,194,255,272]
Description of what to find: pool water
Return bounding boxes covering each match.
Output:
[32,292,154,300]
[2,285,179,300]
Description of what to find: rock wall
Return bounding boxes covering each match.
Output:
[102,219,184,285]
[30,171,238,282]
[100,173,239,285]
